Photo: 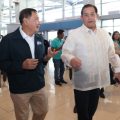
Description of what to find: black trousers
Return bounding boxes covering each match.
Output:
[74,88,100,120]
[109,64,116,85]
[53,59,65,82]
[69,68,72,80]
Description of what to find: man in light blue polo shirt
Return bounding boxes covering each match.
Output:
[51,29,67,86]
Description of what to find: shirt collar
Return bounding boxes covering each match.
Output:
[19,26,35,39]
[82,24,97,34]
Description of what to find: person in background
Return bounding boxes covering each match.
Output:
[0,35,3,93]
[0,35,8,93]
[51,29,67,86]
[112,31,120,85]
[0,8,56,120]
[43,39,50,66]
[61,4,120,120]
[112,31,120,55]
[100,32,120,98]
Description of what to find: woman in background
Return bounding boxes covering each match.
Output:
[112,31,120,55]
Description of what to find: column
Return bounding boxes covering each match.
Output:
[42,0,45,22]
[62,0,65,19]
[13,0,20,23]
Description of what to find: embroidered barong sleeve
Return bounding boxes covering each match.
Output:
[108,34,120,73]
[61,31,76,67]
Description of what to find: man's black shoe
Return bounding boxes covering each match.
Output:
[73,106,77,113]
[55,82,62,86]
[61,80,67,84]
[100,93,105,98]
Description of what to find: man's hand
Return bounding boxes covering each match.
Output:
[70,57,81,70]
[22,58,39,70]
[44,47,58,61]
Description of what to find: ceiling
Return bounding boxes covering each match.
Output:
[0,0,84,32]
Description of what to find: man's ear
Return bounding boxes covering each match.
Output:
[23,18,29,25]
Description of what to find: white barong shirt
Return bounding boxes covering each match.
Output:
[62,24,120,91]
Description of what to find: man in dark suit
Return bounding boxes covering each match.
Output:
[0,8,55,120]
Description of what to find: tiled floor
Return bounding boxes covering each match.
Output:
[0,60,120,120]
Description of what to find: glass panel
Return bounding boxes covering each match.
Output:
[45,0,62,7]
[114,19,120,26]
[102,0,120,3]
[95,0,101,4]
[114,26,120,32]
[48,31,57,44]
[38,10,43,22]
[44,0,63,22]
[102,27,113,33]
[27,0,42,8]
[74,4,83,16]
[4,0,9,7]
[27,0,43,21]
[64,5,72,18]
[96,4,101,16]
[102,1,120,15]
[97,20,101,27]
[44,8,62,22]
[1,0,120,35]
[102,20,113,27]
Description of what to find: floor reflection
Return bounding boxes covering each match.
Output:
[0,60,120,120]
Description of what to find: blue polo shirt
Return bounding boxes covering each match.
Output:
[51,37,64,59]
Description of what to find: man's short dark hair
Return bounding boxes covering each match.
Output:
[81,4,98,16]
[19,8,37,25]
[57,29,64,35]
